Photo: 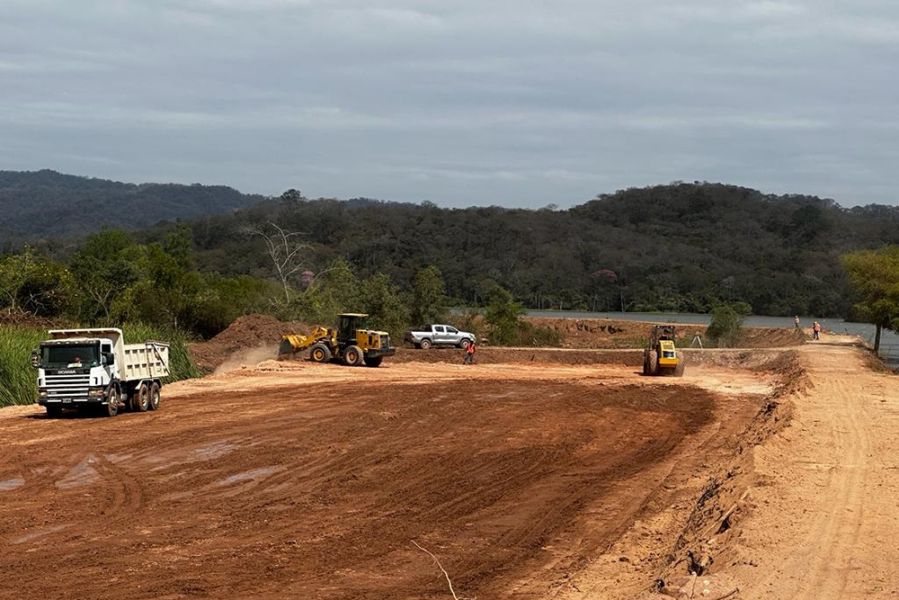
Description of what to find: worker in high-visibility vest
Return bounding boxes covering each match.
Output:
[463,340,477,365]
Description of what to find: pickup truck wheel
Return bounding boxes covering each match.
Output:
[419,338,432,350]
[104,387,120,417]
[343,345,364,366]
[148,382,161,410]
[459,338,471,350]
[134,383,150,412]
[46,405,62,418]
[309,343,332,363]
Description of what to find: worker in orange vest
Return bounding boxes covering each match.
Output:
[463,340,477,365]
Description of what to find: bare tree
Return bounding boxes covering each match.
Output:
[246,222,311,304]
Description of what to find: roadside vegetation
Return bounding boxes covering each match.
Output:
[706,302,752,347]
[842,245,899,354]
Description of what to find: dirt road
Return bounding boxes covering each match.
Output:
[0,360,771,599]
[720,340,899,599]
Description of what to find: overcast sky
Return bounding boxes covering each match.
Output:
[2,1,898,208]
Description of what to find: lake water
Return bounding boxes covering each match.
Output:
[527,310,899,367]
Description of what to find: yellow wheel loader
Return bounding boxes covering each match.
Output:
[279,313,395,367]
[643,325,685,377]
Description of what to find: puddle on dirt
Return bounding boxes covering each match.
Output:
[12,524,70,544]
[55,455,99,490]
[215,466,284,487]
[0,477,25,491]
[194,441,237,460]
[158,490,195,502]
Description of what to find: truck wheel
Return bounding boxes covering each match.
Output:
[343,345,363,366]
[104,387,120,417]
[460,338,471,350]
[309,343,332,363]
[642,350,650,376]
[419,339,432,350]
[134,383,150,412]
[46,405,62,418]
[648,350,659,376]
[364,356,383,368]
[148,382,161,410]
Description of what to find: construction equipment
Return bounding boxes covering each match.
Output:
[32,328,170,418]
[643,325,685,377]
[279,313,395,367]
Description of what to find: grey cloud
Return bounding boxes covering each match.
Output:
[1,0,898,207]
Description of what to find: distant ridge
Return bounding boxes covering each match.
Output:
[0,169,265,241]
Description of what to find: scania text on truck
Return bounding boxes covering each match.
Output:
[32,328,170,418]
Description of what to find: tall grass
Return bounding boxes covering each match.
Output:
[0,323,202,408]
[0,326,44,407]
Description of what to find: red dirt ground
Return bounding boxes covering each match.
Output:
[0,363,769,599]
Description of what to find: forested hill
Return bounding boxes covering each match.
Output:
[0,170,263,243]
[162,183,898,318]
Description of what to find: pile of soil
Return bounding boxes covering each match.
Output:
[189,314,309,372]
[525,316,806,350]
[0,310,62,329]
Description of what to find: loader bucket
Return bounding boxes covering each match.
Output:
[278,338,296,358]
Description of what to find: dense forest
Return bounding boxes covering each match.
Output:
[2,175,898,335]
[0,170,263,245]
[154,183,899,318]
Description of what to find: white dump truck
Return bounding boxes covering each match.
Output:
[32,328,170,418]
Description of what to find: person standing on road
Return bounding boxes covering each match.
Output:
[463,340,477,365]
[812,321,821,340]
[794,315,800,329]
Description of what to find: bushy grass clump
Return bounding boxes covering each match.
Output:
[0,326,44,407]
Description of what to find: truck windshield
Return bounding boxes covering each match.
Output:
[41,344,100,369]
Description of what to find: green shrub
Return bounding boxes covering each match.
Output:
[706,303,750,347]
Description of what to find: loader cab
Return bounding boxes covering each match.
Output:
[337,313,369,345]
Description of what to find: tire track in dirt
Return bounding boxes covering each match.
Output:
[726,341,899,599]
[0,376,742,600]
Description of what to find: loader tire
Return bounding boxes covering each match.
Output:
[309,343,332,363]
[419,338,432,350]
[148,382,161,410]
[364,356,383,368]
[343,345,363,366]
[648,350,659,376]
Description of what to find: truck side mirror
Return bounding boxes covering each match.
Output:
[104,352,115,365]
[30,350,40,368]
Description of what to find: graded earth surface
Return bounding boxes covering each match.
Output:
[0,337,895,599]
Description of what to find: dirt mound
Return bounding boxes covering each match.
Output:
[0,310,62,329]
[189,314,309,372]
[392,346,642,366]
[526,316,806,350]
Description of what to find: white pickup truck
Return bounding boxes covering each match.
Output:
[404,324,475,350]
[32,328,170,418]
